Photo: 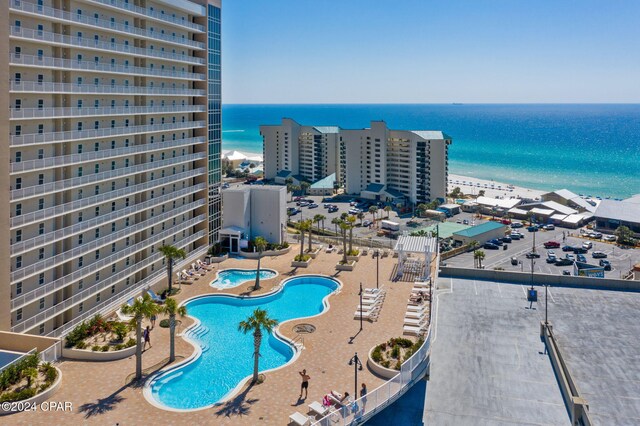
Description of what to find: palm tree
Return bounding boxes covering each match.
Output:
[300,181,310,196]
[285,177,294,201]
[238,308,279,384]
[121,293,159,380]
[159,297,187,362]
[296,220,312,257]
[346,215,356,253]
[158,245,187,295]
[469,240,480,252]
[331,217,341,235]
[339,222,350,264]
[305,219,314,253]
[368,206,378,224]
[384,205,392,218]
[357,211,365,225]
[473,249,486,269]
[416,203,428,218]
[253,236,268,290]
[313,214,326,235]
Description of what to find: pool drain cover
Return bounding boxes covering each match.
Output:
[293,324,316,334]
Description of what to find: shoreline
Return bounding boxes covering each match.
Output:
[447,173,545,201]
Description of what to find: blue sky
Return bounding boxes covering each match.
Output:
[222,0,640,104]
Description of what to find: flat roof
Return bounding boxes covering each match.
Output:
[310,173,336,189]
[394,235,438,253]
[411,130,452,140]
[476,196,522,209]
[418,222,470,239]
[595,199,640,224]
[425,278,568,425]
[452,221,505,238]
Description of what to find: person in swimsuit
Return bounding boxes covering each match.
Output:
[299,369,310,399]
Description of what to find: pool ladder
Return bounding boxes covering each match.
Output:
[291,334,305,350]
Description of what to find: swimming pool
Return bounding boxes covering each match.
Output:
[210,268,277,290]
[0,350,25,370]
[147,275,340,411]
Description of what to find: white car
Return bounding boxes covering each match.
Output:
[543,224,555,230]
[603,235,616,242]
[547,250,556,256]
[582,241,593,249]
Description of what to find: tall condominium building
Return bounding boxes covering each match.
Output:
[261,119,451,205]
[1,0,221,336]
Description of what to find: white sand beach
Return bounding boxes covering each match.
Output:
[448,173,545,200]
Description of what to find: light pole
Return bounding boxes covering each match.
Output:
[359,282,363,332]
[545,283,549,325]
[348,352,363,399]
[375,249,380,289]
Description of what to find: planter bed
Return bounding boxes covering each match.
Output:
[335,260,356,271]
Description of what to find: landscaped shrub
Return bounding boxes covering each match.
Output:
[159,319,170,328]
[91,345,100,352]
[371,346,383,363]
[390,345,400,359]
[100,345,109,352]
[0,353,39,392]
[41,363,57,384]
[125,338,136,348]
[347,249,360,256]
[294,254,311,262]
[114,344,125,351]
[112,322,128,341]
[0,387,36,403]
[372,336,426,370]
[389,338,413,348]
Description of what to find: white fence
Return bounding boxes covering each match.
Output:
[0,348,37,372]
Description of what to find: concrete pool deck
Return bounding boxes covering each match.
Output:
[10,244,428,425]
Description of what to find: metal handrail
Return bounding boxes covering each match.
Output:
[10,1,205,48]
[10,80,205,96]
[10,104,204,120]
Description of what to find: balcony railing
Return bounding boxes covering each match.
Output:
[11,201,204,283]
[10,119,205,147]
[44,241,207,338]
[10,26,204,65]
[11,152,205,202]
[11,183,205,257]
[10,104,204,120]
[10,168,204,228]
[85,0,205,32]
[11,225,205,333]
[11,137,204,174]
[10,1,205,48]
[9,80,204,96]
[10,53,205,81]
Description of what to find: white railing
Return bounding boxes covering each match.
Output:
[10,80,205,96]
[10,26,203,64]
[10,118,205,146]
[84,0,205,32]
[11,201,203,283]
[11,152,205,201]
[10,104,205,119]
[11,220,205,333]
[40,341,61,363]
[11,184,205,257]
[46,242,208,338]
[9,53,205,81]
[311,327,432,426]
[10,137,205,173]
[10,1,205,48]
[10,168,204,228]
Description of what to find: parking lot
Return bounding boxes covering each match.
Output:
[444,226,640,278]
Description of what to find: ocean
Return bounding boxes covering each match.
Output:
[222,104,640,199]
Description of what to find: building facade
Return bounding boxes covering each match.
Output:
[2,0,221,336]
[261,119,451,205]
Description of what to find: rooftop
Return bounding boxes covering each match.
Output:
[475,196,522,209]
[364,182,385,193]
[452,221,505,238]
[595,199,640,223]
[309,173,336,189]
[411,130,452,140]
[313,126,340,134]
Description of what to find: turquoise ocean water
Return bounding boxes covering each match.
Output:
[222,104,640,199]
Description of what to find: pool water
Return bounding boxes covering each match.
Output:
[210,268,277,290]
[0,350,24,370]
[149,275,339,410]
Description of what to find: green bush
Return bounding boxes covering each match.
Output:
[347,249,360,256]
[100,345,110,352]
[371,346,383,363]
[294,254,311,262]
[0,353,39,392]
[125,338,136,348]
[0,387,37,402]
[394,360,402,370]
[114,344,125,351]
[75,341,87,350]
[381,360,391,368]
[389,338,413,348]
[159,319,170,328]
[390,345,400,359]
[112,322,128,341]
[41,363,57,384]
[91,345,101,352]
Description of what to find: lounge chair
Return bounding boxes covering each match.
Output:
[308,401,331,417]
[147,289,164,304]
[362,247,369,255]
[403,324,427,336]
[362,293,384,302]
[404,317,427,326]
[182,269,199,280]
[325,245,334,253]
[191,263,207,276]
[364,287,384,295]
[355,304,380,314]
[381,249,389,258]
[354,310,379,321]
[407,303,428,311]
[405,309,428,319]
[289,411,311,426]
[196,259,213,271]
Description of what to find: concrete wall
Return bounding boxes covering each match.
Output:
[250,186,286,244]
[0,1,10,332]
[440,267,640,292]
[222,189,251,232]
[0,331,61,353]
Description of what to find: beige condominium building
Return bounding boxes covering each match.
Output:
[1,0,222,337]
[261,119,451,205]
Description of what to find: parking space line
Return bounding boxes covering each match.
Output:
[473,279,478,296]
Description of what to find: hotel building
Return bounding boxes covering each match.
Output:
[1,0,221,336]
[261,118,451,205]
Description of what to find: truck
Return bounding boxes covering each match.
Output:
[380,220,400,231]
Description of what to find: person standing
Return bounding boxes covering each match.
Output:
[150,314,157,329]
[143,326,151,350]
[360,383,368,408]
[299,369,310,399]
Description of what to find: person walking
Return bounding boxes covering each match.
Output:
[143,325,151,350]
[360,383,368,409]
[150,314,157,329]
[299,369,310,399]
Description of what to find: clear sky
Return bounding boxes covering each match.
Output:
[222,0,640,104]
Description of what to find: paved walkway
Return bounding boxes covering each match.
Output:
[12,245,423,425]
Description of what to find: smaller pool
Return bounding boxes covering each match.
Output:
[0,350,25,370]
[210,268,277,290]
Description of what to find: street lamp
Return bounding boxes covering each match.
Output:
[358,282,363,332]
[348,352,363,399]
[545,283,549,325]
[375,249,380,289]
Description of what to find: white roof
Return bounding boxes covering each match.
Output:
[595,199,640,224]
[394,235,438,253]
[562,214,592,224]
[540,201,577,215]
[508,208,528,215]
[476,196,522,209]
[552,189,580,200]
[530,208,555,216]
[551,213,568,221]
[223,150,263,162]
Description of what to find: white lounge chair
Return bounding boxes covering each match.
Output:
[182,269,199,280]
[325,245,334,253]
[308,401,331,417]
[196,259,213,271]
[403,324,427,336]
[364,287,384,295]
[354,310,379,321]
[362,293,383,303]
[404,317,427,326]
[405,309,428,319]
[289,411,311,426]
[355,304,380,314]
[406,303,428,311]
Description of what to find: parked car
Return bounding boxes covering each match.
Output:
[546,255,557,263]
[603,235,617,242]
[348,208,361,215]
[588,232,603,239]
[565,254,575,261]
[501,219,512,225]
[562,270,572,275]
[510,222,523,228]
[483,242,500,250]
[543,224,555,230]
[489,239,504,246]
[502,236,512,243]
[526,252,541,259]
[591,251,607,259]
[510,233,522,240]
[562,245,575,252]
[555,258,573,266]
[362,220,372,227]
[544,241,561,249]
[328,207,338,213]
[582,241,592,249]
[308,203,319,209]
[511,257,519,265]
[350,201,358,206]
[527,225,539,232]
[577,254,587,263]
[572,247,588,254]
[463,219,469,225]
[324,203,333,208]
[599,260,612,271]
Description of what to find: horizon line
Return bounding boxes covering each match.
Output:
[221,102,640,106]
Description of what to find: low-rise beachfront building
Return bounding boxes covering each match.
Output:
[308,173,337,196]
[594,195,640,236]
[541,189,596,213]
[220,186,286,252]
[261,118,451,205]
[474,196,523,216]
[451,221,507,246]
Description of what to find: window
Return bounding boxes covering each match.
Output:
[15,229,22,242]
[77,122,83,131]
[95,272,99,282]
[94,185,99,195]
[38,124,44,134]
[14,125,21,136]
[78,302,83,313]
[14,99,21,110]
[95,206,99,217]
[39,324,45,335]
[39,223,44,235]
[78,234,83,245]
[95,250,100,260]
[111,243,116,253]
[14,72,21,83]
[38,198,44,210]
[95,164,99,174]
[39,273,44,285]
[16,256,22,268]
[95,228,100,239]
[15,203,22,216]
[94,121,99,130]
[37,24,44,36]
[15,178,21,190]
[78,167,83,177]
[94,142,99,151]
[16,309,22,322]
[111,285,115,294]
[39,298,45,310]
[96,293,101,302]
[78,256,83,267]
[38,174,44,185]
[16,282,22,295]
[38,248,44,259]
[78,279,83,289]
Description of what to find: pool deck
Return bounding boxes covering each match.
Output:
[11,244,426,425]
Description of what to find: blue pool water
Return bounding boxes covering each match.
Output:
[210,268,277,290]
[149,275,340,410]
[0,350,24,370]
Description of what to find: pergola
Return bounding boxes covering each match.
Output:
[393,234,438,281]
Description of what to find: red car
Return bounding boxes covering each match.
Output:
[544,241,561,249]
[501,219,512,225]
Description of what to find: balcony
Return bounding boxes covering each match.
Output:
[10,104,205,120]
[10,53,205,81]
[11,183,205,256]
[10,1,205,49]
[11,152,205,201]
[10,119,205,147]
[84,0,205,32]
[10,168,205,228]
[10,26,203,65]
[10,80,205,96]
[11,201,204,283]
[10,224,205,333]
